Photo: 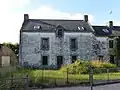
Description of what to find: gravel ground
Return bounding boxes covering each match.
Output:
[33,83,120,90]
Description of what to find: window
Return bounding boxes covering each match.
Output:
[102,29,109,33]
[77,26,84,31]
[110,55,114,64]
[78,26,81,30]
[98,55,103,61]
[42,56,48,65]
[71,56,77,63]
[109,40,113,48]
[41,38,49,50]
[57,56,63,68]
[70,38,78,50]
[56,28,63,37]
[33,25,42,30]
[82,27,84,30]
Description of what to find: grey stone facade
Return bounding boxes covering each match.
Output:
[20,32,99,68]
[96,37,109,61]
[20,14,120,68]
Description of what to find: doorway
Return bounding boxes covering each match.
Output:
[57,56,63,68]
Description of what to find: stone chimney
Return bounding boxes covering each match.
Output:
[109,21,113,27]
[24,14,29,21]
[84,15,88,22]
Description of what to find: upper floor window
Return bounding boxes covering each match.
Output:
[109,40,113,48]
[41,38,49,50]
[70,38,78,50]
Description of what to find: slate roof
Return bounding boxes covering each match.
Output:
[92,26,112,36]
[111,26,120,36]
[21,19,94,32]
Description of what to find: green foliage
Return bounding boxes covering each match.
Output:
[2,42,19,57]
[60,60,117,74]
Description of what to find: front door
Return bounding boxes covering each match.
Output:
[57,56,63,68]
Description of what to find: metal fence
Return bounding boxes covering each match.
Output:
[0,74,29,90]
[92,68,120,85]
[30,68,90,89]
[1,67,120,90]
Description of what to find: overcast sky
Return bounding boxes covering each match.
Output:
[0,0,120,43]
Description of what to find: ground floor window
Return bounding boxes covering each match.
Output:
[42,56,48,65]
[98,55,103,61]
[110,55,115,64]
[71,56,77,63]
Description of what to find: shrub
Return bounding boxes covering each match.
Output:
[60,60,117,74]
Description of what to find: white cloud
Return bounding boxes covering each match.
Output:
[0,1,94,43]
[29,5,94,22]
[0,0,30,44]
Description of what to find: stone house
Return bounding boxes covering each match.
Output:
[19,14,120,68]
[19,14,101,69]
[93,21,120,66]
[0,44,17,67]
[107,25,120,66]
[92,23,112,61]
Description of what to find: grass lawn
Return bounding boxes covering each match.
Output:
[4,69,120,80]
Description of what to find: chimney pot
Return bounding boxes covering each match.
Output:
[109,21,113,27]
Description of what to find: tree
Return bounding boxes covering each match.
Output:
[2,42,19,58]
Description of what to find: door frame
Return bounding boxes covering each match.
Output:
[57,56,63,68]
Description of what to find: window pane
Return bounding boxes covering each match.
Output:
[109,40,113,48]
[58,29,62,37]
[41,38,49,50]
[42,56,48,65]
[70,39,77,50]
[71,56,77,63]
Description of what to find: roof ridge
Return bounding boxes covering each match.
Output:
[29,19,84,21]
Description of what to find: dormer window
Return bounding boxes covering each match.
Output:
[56,25,64,38]
[33,25,42,30]
[58,29,63,37]
[102,29,109,33]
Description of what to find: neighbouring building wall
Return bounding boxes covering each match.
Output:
[96,37,109,61]
[20,32,98,68]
